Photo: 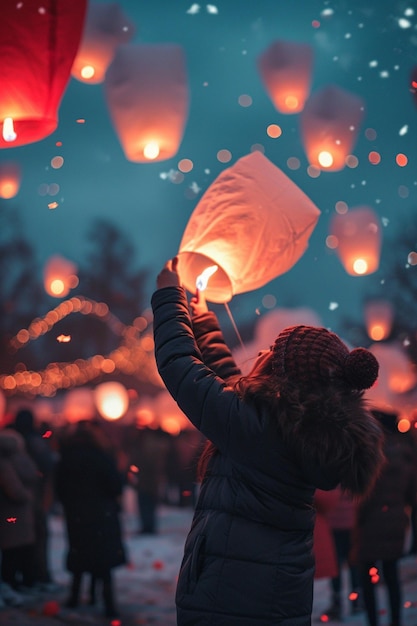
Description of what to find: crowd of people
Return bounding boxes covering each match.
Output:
[0,319,416,624]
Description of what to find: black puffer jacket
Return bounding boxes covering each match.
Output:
[152,287,344,626]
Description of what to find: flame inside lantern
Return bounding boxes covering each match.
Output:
[196,265,218,291]
[3,117,17,142]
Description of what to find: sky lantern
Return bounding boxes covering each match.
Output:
[364,299,394,341]
[367,343,417,411]
[43,255,78,298]
[63,387,95,423]
[177,151,321,303]
[94,381,129,420]
[71,2,135,84]
[257,40,314,114]
[0,0,87,148]
[300,85,365,171]
[329,206,382,276]
[0,161,21,199]
[104,43,189,162]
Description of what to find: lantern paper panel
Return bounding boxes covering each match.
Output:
[329,206,382,276]
[177,151,321,303]
[257,40,314,114]
[0,0,87,148]
[300,85,365,171]
[43,255,78,298]
[364,299,394,341]
[104,43,189,162]
[71,2,135,84]
[0,161,21,198]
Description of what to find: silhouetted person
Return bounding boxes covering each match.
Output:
[10,408,57,590]
[55,420,126,618]
[352,409,417,626]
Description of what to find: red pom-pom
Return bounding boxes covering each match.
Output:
[345,348,379,389]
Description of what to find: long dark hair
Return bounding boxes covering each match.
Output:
[197,356,385,498]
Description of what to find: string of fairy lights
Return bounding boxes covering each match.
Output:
[0,296,163,398]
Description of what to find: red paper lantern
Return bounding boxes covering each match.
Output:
[0,0,87,148]
[71,2,135,84]
[0,161,21,198]
[329,206,382,276]
[257,40,314,114]
[177,151,321,303]
[104,43,189,162]
[300,85,365,171]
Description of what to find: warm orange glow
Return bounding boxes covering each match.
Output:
[300,85,364,171]
[257,40,313,114]
[329,206,381,276]
[143,141,160,160]
[267,124,282,138]
[397,419,411,433]
[94,381,129,420]
[396,153,408,167]
[177,151,320,302]
[43,255,78,298]
[71,3,135,84]
[0,162,21,198]
[365,300,393,341]
[104,43,189,162]
[369,151,381,165]
[160,416,182,436]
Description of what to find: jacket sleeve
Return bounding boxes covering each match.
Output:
[192,311,241,384]
[151,286,265,458]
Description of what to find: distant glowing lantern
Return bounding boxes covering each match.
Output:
[300,85,365,171]
[411,66,417,108]
[364,300,394,341]
[257,40,314,114]
[43,255,78,298]
[94,381,129,420]
[71,2,135,84]
[329,206,382,276]
[369,343,417,397]
[0,162,21,198]
[0,0,87,148]
[63,387,95,423]
[104,43,189,162]
[177,151,321,303]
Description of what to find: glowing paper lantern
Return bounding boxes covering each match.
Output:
[94,381,129,421]
[368,343,417,401]
[71,2,135,84]
[43,255,78,298]
[0,162,21,198]
[177,151,321,303]
[104,43,189,162]
[0,0,87,148]
[329,206,382,276]
[257,40,314,114]
[300,85,365,171]
[364,300,394,341]
[63,388,95,423]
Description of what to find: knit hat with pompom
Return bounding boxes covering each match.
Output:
[272,325,378,391]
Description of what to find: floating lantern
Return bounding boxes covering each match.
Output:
[104,43,189,162]
[71,2,135,84]
[94,381,129,420]
[329,206,382,276]
[257,40,314,114]
[411,66,417,108]
[63,387,95,423]
[368,343,417,399]
[43,255,78,298]
[177,151,321,303]
[0,162,21,198]
[0,0,87,148]
[364,300,394,341]
[300,85,365,171]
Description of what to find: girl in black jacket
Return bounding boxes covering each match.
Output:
[152,258,385,626]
